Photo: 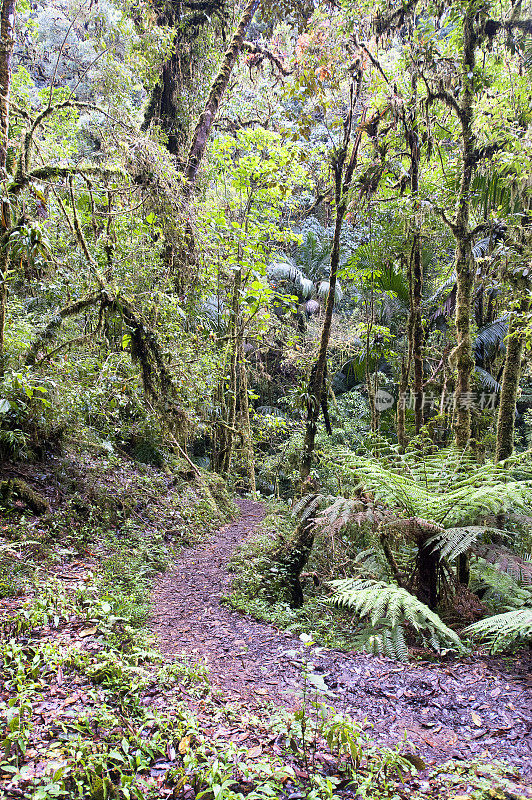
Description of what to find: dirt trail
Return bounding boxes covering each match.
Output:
[152,500,532,775]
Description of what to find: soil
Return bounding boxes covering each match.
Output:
[152,499,532,777]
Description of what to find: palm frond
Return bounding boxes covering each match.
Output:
[268,261,313,299]
[472,236,491,260]
[373,267,409,306]
[474,366,501,393]
[317,279,343,303]
[426,273,456,306]
[474,316,508,363]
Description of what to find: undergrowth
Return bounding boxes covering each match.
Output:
[227,505,387,651]
[1,483,528,799]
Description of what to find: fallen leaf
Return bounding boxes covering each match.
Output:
[471,711,482,727]
[79,627,97,638]
[178,736,191,755]
[246,745,262,759]
[402,753,426,770]
[255,688,268,695]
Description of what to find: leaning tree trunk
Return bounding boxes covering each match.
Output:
[495,290,530,462]
[300,80,364,481]
[184,0,259,193]
[0,0,16,377]
[300,162,345,481]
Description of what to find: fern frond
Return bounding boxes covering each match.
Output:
[326,445,532,527]
[427,526,510,562]
[292,493,331,522]
[327,578,462,659]
[464,608,532,652]
[470,559,532,612]
[473,544,532,584]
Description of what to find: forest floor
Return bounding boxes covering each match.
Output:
[152,499,532,780]
[2,465,532,799]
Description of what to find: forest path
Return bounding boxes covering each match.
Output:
[151,499,532,775]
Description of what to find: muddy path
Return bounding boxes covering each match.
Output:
[151,500,532,775]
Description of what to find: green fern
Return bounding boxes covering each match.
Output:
[352,621,409,661]
[464,608,532,652]
[326,578,463,660]
[470,560,532,612]
[427,526,511,561]
[327,443,532,527]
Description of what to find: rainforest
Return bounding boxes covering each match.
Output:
[0,1,531,798]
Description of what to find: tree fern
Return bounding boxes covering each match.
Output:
[327,578,463,660]
[464,608,532,652]
[427,526,511,562]
[326,443,532,527]
[469,559,532,612]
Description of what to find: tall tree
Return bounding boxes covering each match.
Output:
[496,281,531,461]
[300,74,363,481]
[0,0,16,375]
[184,0,260,193]
[142,1,226,156]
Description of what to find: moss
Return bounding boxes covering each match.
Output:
[0,478,48,514]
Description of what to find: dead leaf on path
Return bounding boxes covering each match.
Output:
[235,732,249,742]
[178,736,191,755]
[246,745,262,759]
[255,688,268,695]
[59,695,79,708]
[403,753,427,770]
[79,627,97,638]
[490,687,501,698]
[471,711,482,727]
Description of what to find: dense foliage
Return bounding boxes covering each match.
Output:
[1,0,532,795]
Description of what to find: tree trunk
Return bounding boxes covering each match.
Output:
[184,0,259,193]
[237,337,256,492]
[411,231,424,433]
[451,8,476,449]
[417,533,439,609]
[220,267,242,474]
[396,355,409,450]
[495,290,530,461]
[300,80,364,481]
[0,0,15,377]
[300,170,345,481]
[268,517,315,608]
[142,1,226,156]
[0,0,15,173]
[406,76,424,434]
